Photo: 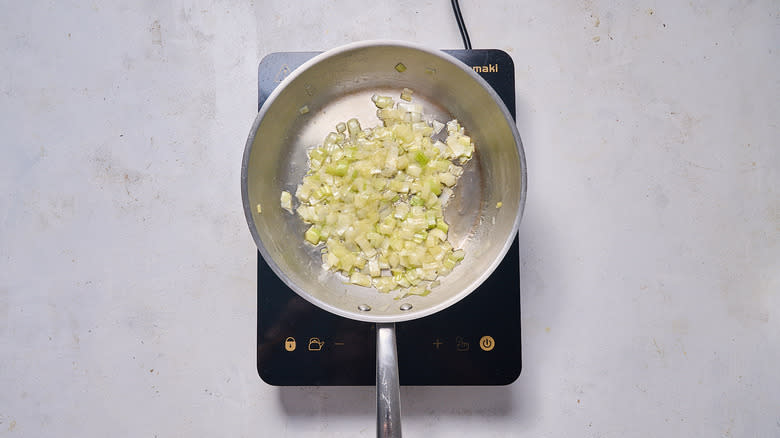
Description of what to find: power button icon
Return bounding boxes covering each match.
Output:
[479,336,495,351]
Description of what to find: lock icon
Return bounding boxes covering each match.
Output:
[284,337,296,352]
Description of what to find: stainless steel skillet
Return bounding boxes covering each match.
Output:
[242,40,526,437]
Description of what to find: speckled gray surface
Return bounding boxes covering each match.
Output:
[1,1,778,436]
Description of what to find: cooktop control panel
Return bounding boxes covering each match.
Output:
[256,50,521,386]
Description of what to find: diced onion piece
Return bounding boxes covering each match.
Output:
[432,120,445,135]
[305,226,321,244]
[368,258,380,277]
[299,105,310,115]
[428,228,447,242]
[406,163,422,177]
[400,88,414,102]
[324,252,339,269]
[397,102,423,113]
[439,187,454,207]
[372,94,394,109]
[350,272,372,287]
[409,285,431,296]
[280,191,293,213]
[347,118,362,137]
[355,235,376,257]
[374,277,397,293]
[439,172,457,187]
[256,203,262,213]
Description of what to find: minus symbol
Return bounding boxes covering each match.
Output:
[334,342,345,346]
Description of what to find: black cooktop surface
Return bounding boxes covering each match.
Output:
[256,49,521,386]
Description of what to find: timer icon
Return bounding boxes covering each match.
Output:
[479,336,495,352]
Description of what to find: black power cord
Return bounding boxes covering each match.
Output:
[450,0,472,49]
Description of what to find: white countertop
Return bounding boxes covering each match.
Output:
[1,1,777,436]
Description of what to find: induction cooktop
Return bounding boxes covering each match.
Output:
[256,49,521,386]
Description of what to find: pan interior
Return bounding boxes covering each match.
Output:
[243,43,523,322]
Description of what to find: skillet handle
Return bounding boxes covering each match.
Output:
[376,322,402,438]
